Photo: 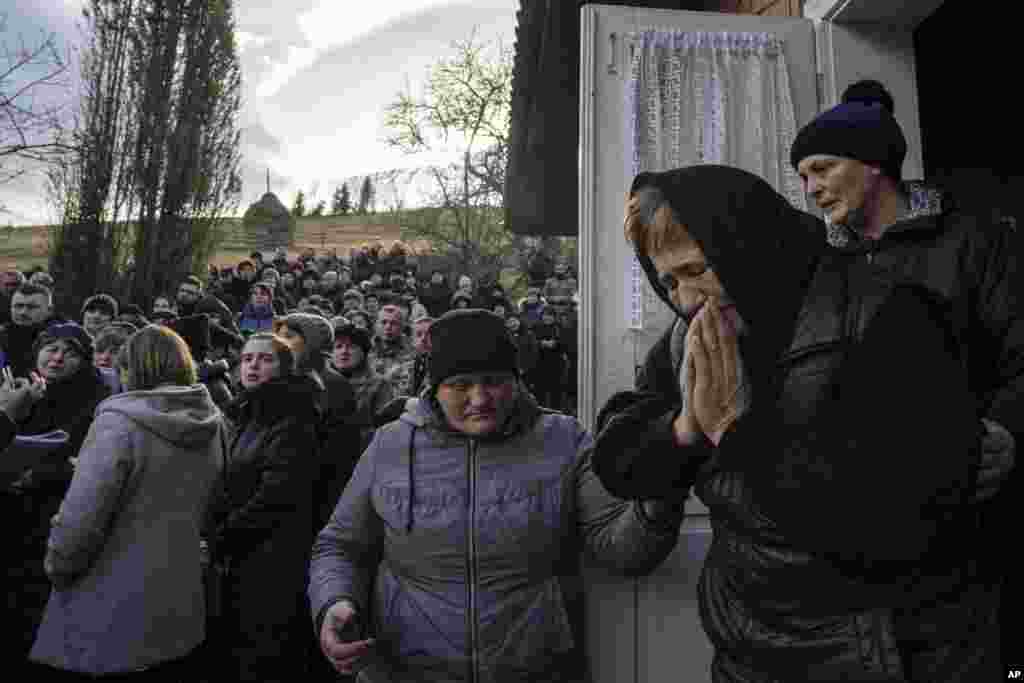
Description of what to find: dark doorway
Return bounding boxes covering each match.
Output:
[914,0,1021,229]
[917,8,1021,674]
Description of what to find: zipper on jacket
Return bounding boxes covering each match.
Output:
[466,439,480,683]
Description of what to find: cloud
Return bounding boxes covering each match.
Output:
[233,0,321,47]
[297,0,449,51]
[252,45,318,99]
[0,0,519,224]
[251,0,517,191]
[242,121,284,156]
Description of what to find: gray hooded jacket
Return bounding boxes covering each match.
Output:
[31,385,224,675]
[309,391,683,683]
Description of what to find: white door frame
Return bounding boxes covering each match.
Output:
[805,0,942,182]
[804,0,945,26]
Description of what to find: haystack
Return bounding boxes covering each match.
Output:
[243,192,294,250]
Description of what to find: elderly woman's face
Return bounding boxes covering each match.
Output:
[37,339,83,382]
[436,372,518,436]
[648,232,732,323]
[631,196,738,329]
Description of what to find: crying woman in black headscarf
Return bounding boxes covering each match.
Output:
[590,165,823,499]
[591,165,988,682]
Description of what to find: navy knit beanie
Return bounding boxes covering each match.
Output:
[790,81,906,181]
[34,322,94,362]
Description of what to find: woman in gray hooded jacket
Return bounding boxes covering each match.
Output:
[30,325,225,679]
[309,309,685,682]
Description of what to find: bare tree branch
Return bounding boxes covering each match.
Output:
[0,19,71,188]
[381,31,512,278]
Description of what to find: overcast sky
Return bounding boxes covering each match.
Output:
[0,0,518,225]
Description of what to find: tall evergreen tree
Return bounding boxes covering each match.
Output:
[331,182,351,215]
[358,176,375,215]
[49,0,242,310]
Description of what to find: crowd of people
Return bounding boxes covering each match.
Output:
[1,240,583,681]
[198,242,582,417]
[1,79,1020,683]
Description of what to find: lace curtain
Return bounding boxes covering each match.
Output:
[626,30,805,330]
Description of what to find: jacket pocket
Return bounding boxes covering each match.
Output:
[372,566,466,664]
[491,578,577,675]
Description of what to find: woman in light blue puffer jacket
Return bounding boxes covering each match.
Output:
[310,309,685,682]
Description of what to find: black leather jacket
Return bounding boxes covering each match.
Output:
[592,184,1024,678]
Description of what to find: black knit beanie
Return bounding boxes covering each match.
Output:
[333,322,372,355]
[790,83,906,181]
[429,309,519,386]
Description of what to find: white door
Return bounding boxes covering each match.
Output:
[578,4,927,683]
[578,6,819,683]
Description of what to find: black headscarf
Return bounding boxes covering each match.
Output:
[630,167,978,568]
[629,165,824,401]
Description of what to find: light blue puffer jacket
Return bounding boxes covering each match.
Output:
[309,391,683,683]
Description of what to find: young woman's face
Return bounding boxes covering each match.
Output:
[93,343,123,369]
[333,338,365,371]
[240,339,281,389]
[251,287,270,307]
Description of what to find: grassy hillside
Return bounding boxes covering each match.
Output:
[0,214,417,272]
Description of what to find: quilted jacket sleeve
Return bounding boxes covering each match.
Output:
[308,427,384,632]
